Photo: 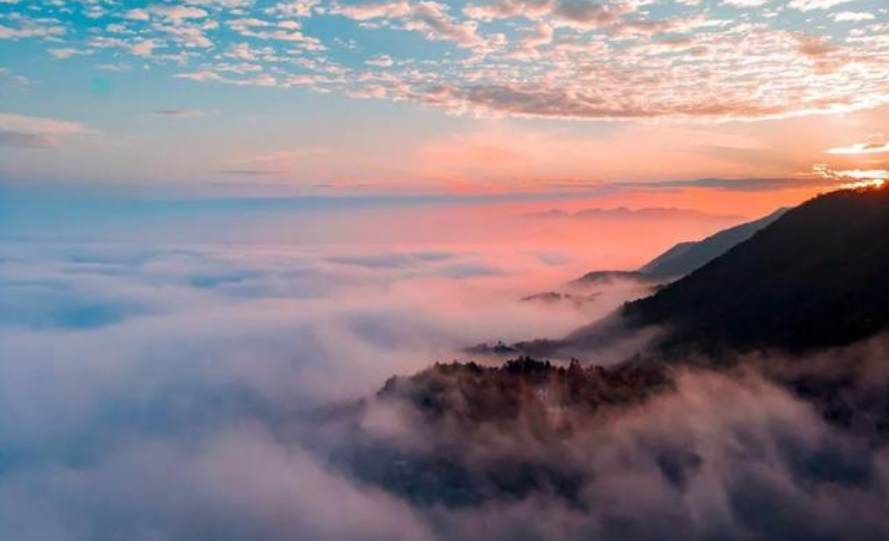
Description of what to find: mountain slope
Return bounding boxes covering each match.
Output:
[638,207,787,278]
[624,186,889,354]
[574,208,787,284]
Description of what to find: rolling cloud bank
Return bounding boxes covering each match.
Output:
[2,188,889,541]
[0,237,633,541]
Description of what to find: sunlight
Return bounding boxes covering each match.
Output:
[812,164,888,190]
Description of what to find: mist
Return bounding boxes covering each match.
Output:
[3,196,883,541]
[0,228,652,540]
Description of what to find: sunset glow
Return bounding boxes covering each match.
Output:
[0,0,888,201]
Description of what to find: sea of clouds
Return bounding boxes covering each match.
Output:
[0,235,638,541]
[3,199,887,541]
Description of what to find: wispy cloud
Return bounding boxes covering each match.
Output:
[0,67,30,87]
[48,47,88,59]
[228,148,328,166]
[0,112,91,148]
[827,136,889,155]
[152,109,205,118]
[788,0,860,11]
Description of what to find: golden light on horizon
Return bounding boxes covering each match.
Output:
[838,177,887,191]
[827,138,889,156]
[812,163,888,190]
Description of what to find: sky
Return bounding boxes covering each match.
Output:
[0,0,888,203]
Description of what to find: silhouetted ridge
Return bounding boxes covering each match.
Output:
[624,185,889,354]
[573,207,786,284]
[639,207,787,278]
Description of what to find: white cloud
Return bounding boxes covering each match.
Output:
[124,8,151,21]
[131,39,158,57]
[48,47,84,59]
[176,69,225,82]
[788,0,860,11]
[1,233,889,540]
[0,67,30,87]
[366,54,394,67]
[226,42,258,59]
[0,20,65,40]
[831,10,874,21]
[266,0,321,18]
[0,112,90,148]
[826,139,889,155]
[151,5,210,21]
[185,0,254,7]
[722,0,771,6]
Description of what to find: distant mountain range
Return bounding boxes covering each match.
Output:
[525,206,743,222]
[521,186,889,360]
[573,207,787,284]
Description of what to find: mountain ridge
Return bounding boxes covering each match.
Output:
[624,185,889,355]
[573,207,788,284]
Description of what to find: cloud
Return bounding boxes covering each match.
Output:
[333,0,489,51]
[0,16,65,40]
[127,5,210,22]
[131,39,159,57]
[219,147,329,174]
[796,35,842,57]
[266,0,322,18]
[124,8,151,21]
[151,5,210,21]
[366,54,394,67]
[788,0,860,11]
[3,0,889,122]
[428,82,791,121]
[551,0,637,30]
[227,17,322,49]
[328,252,453,269]
[330,1,412,21]
[831,11,874,22]
[0,67,30,87]
[0,426,435,541]
[330,353,889,540]
[0,235,617,501]
[0,112,90,148]
[152,109,206,118]
[48,47,86,59]
[827,136,889,155]
[511,21,553,59]
[722,0,771,6]
[811,164,887,189]
[186,0,254,7]
[3,197,889,540]
[175,69,224,82]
